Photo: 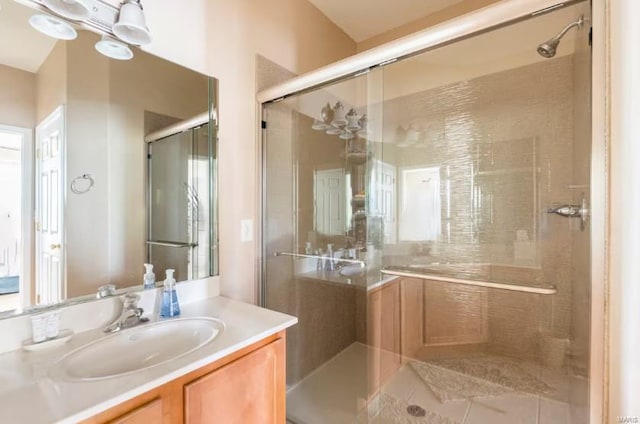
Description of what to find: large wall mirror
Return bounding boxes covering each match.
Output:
[0,0,218,317]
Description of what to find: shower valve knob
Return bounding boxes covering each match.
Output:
[547,197,589,230]
[547,205,582,218]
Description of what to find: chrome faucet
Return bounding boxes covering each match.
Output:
[104,293,149,333]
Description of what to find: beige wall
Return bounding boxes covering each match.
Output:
[356,0,499,52]
[141,0,357,303]
[36,42,67,123]
[0,65,36,128]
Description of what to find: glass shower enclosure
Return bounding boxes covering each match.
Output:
[262,1,593,423]
[147,120,217,282]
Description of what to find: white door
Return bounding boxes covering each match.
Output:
[314,168,345,236]
[35,107,65,305]
[375,160,397,244]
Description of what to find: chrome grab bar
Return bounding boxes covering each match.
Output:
[146,240,197,248]
[380,267,556,295]
[273,252,365,267]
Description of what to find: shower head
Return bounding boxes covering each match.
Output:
[537,15,584,58]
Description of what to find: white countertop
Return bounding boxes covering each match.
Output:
[296,268,398,291]
[0,296,297,424]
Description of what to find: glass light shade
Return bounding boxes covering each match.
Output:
[406,126,419,144]
[393,125,407,145]
[113,0,152,45]
[331,102,347,127]
[312,119,329,130]
[95,35,134,60]
[356,114,369,137]
[29,13,77,40]
[339,130,354,140]
[345,109,361,132]
[42,0,91,21]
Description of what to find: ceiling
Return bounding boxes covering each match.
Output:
[307,0,464,42]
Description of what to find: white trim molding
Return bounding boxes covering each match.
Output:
[608,0,640,420]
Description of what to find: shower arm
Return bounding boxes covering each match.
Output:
[554,16,584,41]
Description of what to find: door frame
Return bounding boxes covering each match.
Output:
[0,124,33,309]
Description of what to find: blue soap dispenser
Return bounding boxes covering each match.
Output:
[160,269,180,317]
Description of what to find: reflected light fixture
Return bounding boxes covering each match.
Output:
[313,102,369,141]
[41,0,91,21]
[113,0,152,45]
[29,13,77,40]
[95,35,134,60]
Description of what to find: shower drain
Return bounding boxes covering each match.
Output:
[406,404,427,417]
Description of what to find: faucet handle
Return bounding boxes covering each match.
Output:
[96,284,116,299]
[122,293,141,308]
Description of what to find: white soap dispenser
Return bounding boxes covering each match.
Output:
[143,263,155,289]
[160,269,180,317]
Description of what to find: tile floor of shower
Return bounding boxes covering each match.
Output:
[286,343,588,424]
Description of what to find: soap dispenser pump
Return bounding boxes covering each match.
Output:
[143,263,155,289]
[160,269,180,317]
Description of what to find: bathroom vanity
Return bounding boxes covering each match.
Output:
[0,289,297,424]
[83,329,285,423]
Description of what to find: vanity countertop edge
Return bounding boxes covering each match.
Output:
[0,296,297,424]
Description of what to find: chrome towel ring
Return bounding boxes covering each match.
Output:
[70,173,95,194]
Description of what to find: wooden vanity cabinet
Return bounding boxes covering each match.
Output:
[82,331,286,424]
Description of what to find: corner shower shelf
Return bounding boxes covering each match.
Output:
[380,266,556,295]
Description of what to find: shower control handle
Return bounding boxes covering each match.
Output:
[547,205,583,218]
[547,197,589,230]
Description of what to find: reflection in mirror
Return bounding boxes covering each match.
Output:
[0,0,218,316]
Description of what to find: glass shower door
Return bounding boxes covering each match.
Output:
[262,1,592,423]
[148,123,212,282]
[371,3,592,423]
[262,69,385,423]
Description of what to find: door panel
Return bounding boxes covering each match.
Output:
[35,107,65,305]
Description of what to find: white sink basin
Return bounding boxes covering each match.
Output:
[54,317,224,381]
[339,264,366,277]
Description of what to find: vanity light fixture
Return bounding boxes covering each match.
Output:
[95,35,134,60]
[29,13,77,40]
[41,0,92,21]
[113,0,152,45]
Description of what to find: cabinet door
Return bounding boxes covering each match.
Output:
[184,338,285,424]
[109,398,163,424]
[423,280,488,346]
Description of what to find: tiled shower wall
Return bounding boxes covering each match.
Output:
[381,55,579,363]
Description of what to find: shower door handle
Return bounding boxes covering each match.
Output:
[273,252,365,267]
[146,240,197,248]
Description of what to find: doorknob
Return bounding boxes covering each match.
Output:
[50,243,61,250]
